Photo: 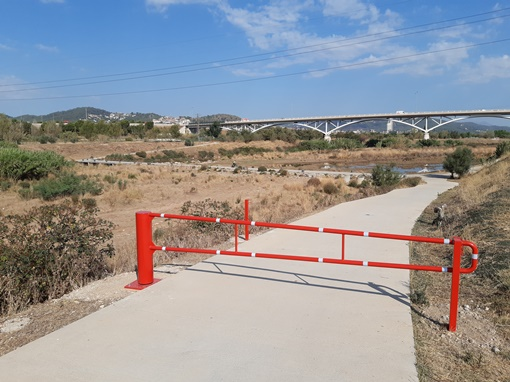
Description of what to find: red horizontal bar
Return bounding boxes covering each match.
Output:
[152,213,451,246]
[154,246,455,273]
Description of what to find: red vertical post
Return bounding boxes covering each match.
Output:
[136,211,156,285]
[341,234,345,260]
[448,237,463,332]
[244,199,250,240]
[235,224,239,252]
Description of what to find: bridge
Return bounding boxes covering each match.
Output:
[219,109,510,140]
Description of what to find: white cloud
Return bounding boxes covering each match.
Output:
[459,55,510,83]
[145,0,218,13]
[145,0,504,82]
[220,2,312,50]
[320,0,378,21]
[40,0,65,3]
[381,41,470,77]
[35,44,59,53]
[0,43,13,51]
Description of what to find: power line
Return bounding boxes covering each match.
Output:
[3,38,508,102]
[1,6,509,91]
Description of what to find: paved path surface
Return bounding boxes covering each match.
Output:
[0,174,456,381]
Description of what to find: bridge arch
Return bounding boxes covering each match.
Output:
[220,110,510,140]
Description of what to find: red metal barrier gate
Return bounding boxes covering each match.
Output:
[126,210,479,332]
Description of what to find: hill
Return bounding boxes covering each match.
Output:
[16,107,163,123]
[14,108,241,124]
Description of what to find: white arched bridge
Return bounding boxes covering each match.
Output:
[219,109,510,140]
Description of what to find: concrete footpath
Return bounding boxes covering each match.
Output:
[0,174,456,381]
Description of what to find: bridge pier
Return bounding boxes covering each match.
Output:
[386,119,394,133]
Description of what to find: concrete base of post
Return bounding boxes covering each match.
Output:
[125,278,162,290]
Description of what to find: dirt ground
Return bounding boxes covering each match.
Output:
[0,139,498,358]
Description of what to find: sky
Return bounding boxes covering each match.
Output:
[0,0,510,121]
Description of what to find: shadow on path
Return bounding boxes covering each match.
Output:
[184,260,411,308]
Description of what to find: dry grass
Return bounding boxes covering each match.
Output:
[410,156,510,382]
[1,139,501,359]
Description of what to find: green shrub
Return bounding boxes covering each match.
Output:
[162,150,188,161]
[330,138,363,149]
[495,141,510,158]
[348,177,359,187]
[38,135,49,144]
[59,131,79,143]
[0,141,18,149]
[400,176,422,188]
[19,181,31,189]
[103,173,117,184]
[0,148,68,180]
[292,139,330,151]
[443,147,474,178]
[18,188,33,200]
[371,164,402,187]
[37,135,57,144]
[105,153,135,161]
[444,139,463,147]
[323,182,339,194]
[417,139,440,147]
[218,146,271,158]
[33,173,102,200]
[117,179,127,190]
[81,198,97,210]
[258,166,268,173]
[135,151,147,158]
[0,181,12,191]
[0,201,114,314]
[198,151,214,161]
[184,139,194,146]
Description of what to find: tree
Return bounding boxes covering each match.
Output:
[120,120,131,135]
[443,147,474,178]
[169,124,182,139]
[208,121,222,138]
[371,164,402,187]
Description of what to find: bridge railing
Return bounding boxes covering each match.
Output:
[126,210,478,332]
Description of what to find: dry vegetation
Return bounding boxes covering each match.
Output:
[410,156,510,382]
[0,138,505,364]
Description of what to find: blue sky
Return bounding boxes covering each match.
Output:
[1,0,509,120]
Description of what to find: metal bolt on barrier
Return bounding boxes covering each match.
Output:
[125,205,478,332]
